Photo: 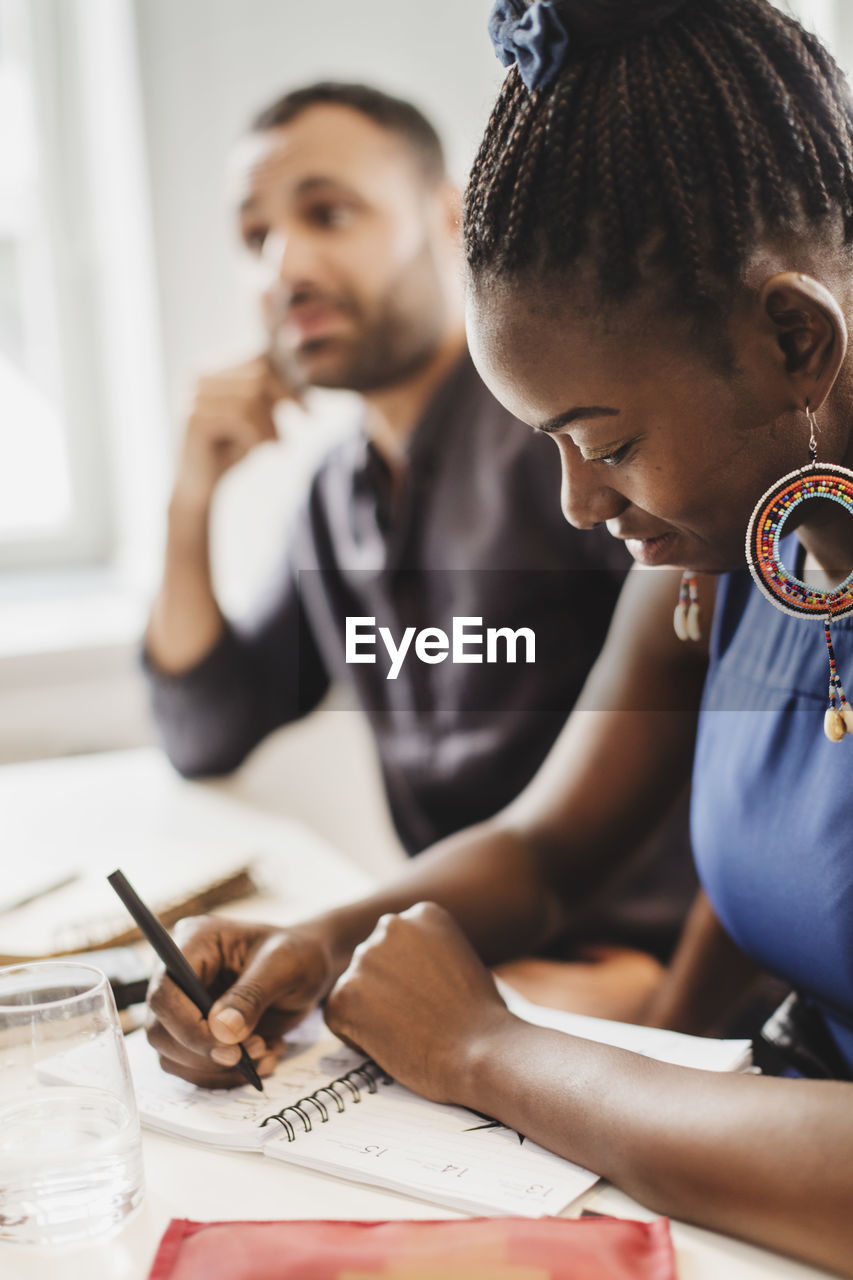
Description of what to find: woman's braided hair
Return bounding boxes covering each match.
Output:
[464,0,853,312]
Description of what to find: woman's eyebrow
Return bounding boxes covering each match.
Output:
[537,406,620,433]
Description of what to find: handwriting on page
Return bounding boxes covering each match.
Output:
[125,1023,368,1146]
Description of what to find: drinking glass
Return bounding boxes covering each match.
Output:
[0,961,145,1246]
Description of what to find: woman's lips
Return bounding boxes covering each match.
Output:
[623,531,678,566]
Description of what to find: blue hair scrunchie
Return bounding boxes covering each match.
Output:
[488,0,570,93]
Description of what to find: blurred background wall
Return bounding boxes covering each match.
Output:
[0,0,500,868]
[136,0,499,421]
[134,0,502,619]
[0,0,849,863]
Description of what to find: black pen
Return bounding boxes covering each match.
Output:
[107,868,264,1092]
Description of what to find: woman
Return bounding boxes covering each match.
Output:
[147,1,853,1271]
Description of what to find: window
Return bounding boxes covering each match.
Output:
[0,0,111,570]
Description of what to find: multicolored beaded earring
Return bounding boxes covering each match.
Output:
[745,406,853,742]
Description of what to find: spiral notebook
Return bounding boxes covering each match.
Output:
[125,989,751,1218]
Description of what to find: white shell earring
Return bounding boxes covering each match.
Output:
[673,572,702,642]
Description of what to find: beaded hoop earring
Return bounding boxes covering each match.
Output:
[745,407,853,742]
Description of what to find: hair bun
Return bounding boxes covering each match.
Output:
[554,0,689,44]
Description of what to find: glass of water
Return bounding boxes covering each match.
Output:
[0,961,145,1246]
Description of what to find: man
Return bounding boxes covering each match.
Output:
[144,83,695,1010]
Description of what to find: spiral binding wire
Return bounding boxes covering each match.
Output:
[259,1060,391,1143]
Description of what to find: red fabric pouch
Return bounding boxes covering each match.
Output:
[148,1215,677,1279]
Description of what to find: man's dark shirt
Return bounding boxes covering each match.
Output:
[146,353,696,956]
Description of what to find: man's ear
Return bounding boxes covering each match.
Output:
[437,181,462,244]
[759,272,848,412]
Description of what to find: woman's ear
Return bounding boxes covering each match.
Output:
[758,272,848,412]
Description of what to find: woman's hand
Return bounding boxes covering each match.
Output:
[325,901,515,1106]
[146,915,336,1088]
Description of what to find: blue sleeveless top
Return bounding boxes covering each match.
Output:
[691,543,853,1073]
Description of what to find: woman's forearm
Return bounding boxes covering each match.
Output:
[465,1019,853,1277]
[316,823,567,976]
[643,888,766,1035]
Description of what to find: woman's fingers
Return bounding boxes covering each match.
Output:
[146,1015,285,1088]
[145,916,334,1086]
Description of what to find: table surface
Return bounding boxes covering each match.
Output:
[0,748,837,1280]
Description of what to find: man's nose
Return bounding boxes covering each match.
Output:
[556,438,629,530]
[263,229,316,285]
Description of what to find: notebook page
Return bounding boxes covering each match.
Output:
[262,1074,598,1217]
[126,1012,598,1215]
[498,985,752,1071]
[125,1016,365,1151]
[263,997,749,1214]
[126,987,750,1213]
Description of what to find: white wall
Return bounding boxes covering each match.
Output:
[133,0,501,418]
[88,1,505,867]
[778,0,852,69]
[131,0,503,613]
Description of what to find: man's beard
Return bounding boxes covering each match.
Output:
[271,254,448,395]
[305,322,441,393]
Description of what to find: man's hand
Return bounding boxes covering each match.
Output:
[172,354,293,510]
[146,353,293,675]
[146,915,335,1088]
[325,902,515,1107]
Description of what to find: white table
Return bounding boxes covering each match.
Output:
[0,749,836,1280]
